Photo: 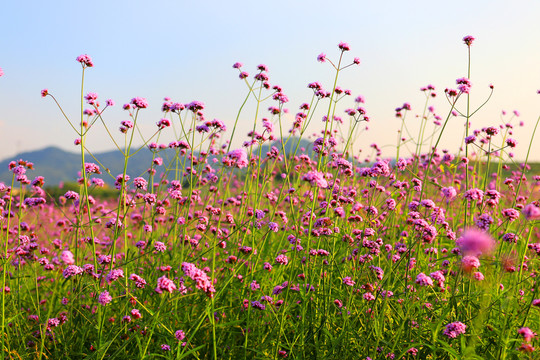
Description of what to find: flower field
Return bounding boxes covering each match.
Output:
[1,37,540,359]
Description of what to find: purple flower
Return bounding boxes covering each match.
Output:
[129,274,147,289]
[154,241,166,252]
[523,204,540,220]
[443,321,467,338]
[223,149,249,169]
[98,291,112,306]
[106,269,125,283]
[275,254,288,265]
[317,53,326,62]
[302,171,328,188]
[182,262,215,297]
[62,265,83,279]
[343,277,355,286]
[415,273,433,287]
[251,300,266,310]
[175,330,186,341]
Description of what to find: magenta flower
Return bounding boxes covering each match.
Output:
[76,54,94,67]
[182,262,215,297]
[62,265,83,279]
[343,277,355,286]
[443,321,467,338]
[154,241,166,252]
[523,204,540,220]
[106,269,125,283]
[338,42,350,51]
[223,149,249,169]
[175,330,186,341]
[518,327,537,342]
[415,273,433,287]
[302,171,328,189]
[462,255,481,272]
[463,35,475,46]
[456,228,495,256]
[130,97,148,109]
[61,250,75,265]
[129,274,147,289]
[317,53,326,62]
[275,254,288,265]
[155,275,177,294]
[98,291,112,306]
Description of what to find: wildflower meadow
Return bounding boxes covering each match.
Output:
[2,36,540,359]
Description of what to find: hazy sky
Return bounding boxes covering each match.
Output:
[2,0,540,163]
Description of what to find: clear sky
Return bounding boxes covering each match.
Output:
[1,0,540,162]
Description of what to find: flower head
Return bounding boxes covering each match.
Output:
[76,54,94,67]
[338,42,350,51]
[463,35,475,46]
[444,321,467,338]
[456,228,495,256]
[462,255,481,272]
[98,291,112,306]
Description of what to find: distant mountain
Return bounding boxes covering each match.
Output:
[0,138,315,187]
[0,146,155,186]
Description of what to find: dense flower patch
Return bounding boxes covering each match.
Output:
[1,37,540,359]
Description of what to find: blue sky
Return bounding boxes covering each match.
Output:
[1,0,540,161]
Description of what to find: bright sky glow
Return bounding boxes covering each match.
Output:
[1,0,540,161]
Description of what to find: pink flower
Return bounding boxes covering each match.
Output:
[275,254,288,265]
[131,309,142,319]
[473,271,484,281]
[443,321,467,338]
[175,330,186,341]
[76,54,94,67]
[338,42,350,51]
[129,274,147,288]
[98,291,112,306]
[154,241,166,252]
[61,250,75,265]
[462,255,480,272]
[0,67,3,77]
[155,275,177,294]
[106,269,125,283]
[523,204,540,220]
[342,277,355,286]
[518,327,537,342]
[317,53,326,62]
[223,149,248,169]
[456,228,495,256]
[62,265,83,279]
[463,35,475,46]
[130,97,148,109]
[302,171,328,189]
[182,262,215,297]
[415,273,433,287]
